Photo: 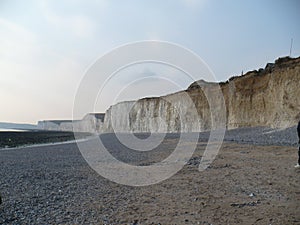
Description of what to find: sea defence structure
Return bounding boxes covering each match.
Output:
[38,56,300,133]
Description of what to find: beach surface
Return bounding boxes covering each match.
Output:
[0,127,299,224]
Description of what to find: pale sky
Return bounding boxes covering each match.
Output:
[0,0,299,124]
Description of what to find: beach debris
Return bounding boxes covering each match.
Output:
[249,193,255,197]
[230,200,260,208]
[187,156,201,166]
[132,219,139,225]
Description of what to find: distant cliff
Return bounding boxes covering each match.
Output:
[38,113,105,133]
[103,56,300,132]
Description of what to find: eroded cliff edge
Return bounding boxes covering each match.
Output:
[103,56,300,132]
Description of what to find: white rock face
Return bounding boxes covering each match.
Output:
[37,121,61,130]
[38,113,104,133]
[38,57,300,133]
[102,57,300,132]
[103,91,206,133]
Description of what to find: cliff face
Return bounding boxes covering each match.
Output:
[103,91,205,133]
[37,56,300,133]
[220,57,300,128]
[103,56,300,132]
[38,113,104,133]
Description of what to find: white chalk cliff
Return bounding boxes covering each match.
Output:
[103,56,300,132]
[39,56,300,133]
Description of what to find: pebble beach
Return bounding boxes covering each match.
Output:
[0,127,299,224]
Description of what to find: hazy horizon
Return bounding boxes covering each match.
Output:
[1,0,300,124]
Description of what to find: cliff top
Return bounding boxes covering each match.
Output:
[188,56,300,90]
